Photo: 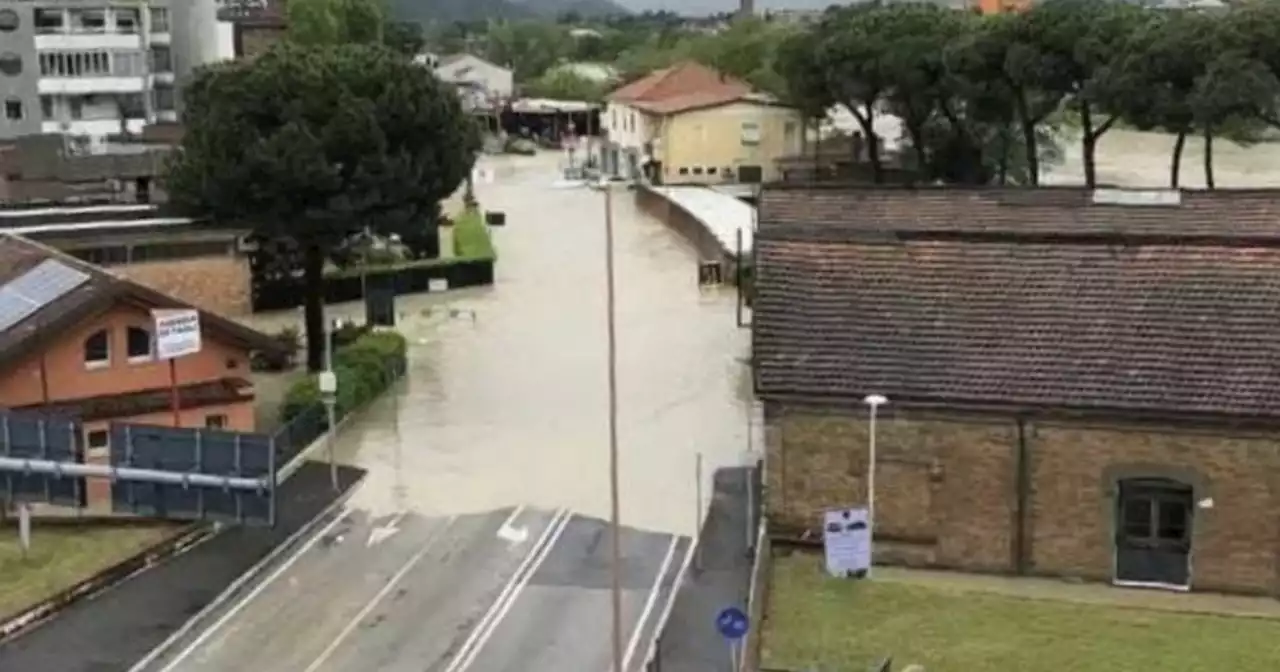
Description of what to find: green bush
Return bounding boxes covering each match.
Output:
[453,209,496,261]
[278,330,408,426]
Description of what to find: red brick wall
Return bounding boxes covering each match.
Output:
[766,401,1280,595]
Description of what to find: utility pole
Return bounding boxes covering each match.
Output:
[603,181,624,672]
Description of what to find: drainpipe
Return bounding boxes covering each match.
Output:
[1014,417,1031,575]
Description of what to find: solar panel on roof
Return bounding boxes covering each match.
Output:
[0,260,91,333]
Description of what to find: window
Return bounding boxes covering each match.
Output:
[1157,500,1188,541]
[741,121,761,146]
[0,10,18,32]
[71,245,128,265]
[692,166,703,175]
[3,99,21,121]
[149,46,172,73]
[40,51,111,77]
[707,166,718,175]
[149,7,168,33]
[40,95,53,120]
[84,329,110,368]
[86,429,109,452]
[153,84,175,112]
[126,326,152,361]
[1122,497,1152,538]
[784,121,797,146]
[114,51,144,77]
[0,53,19,77]
[678,167,689,175]
[35,8,64,34]
[205,414,228,430]
[113,8,139,34]
[610,108,616,130]
[69,9,106,34]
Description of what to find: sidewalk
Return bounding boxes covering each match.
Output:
[653,466,754,672]
[877,566,1280,620]
[0,462,364,672]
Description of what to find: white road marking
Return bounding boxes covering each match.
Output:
[156,508,356,672]
[444,508,573,672]
[302,516,459,672]
[496,505,530,544]
[621,536,680,671]
[640,537,697,669]
[367,512,406,547]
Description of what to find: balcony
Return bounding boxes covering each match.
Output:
[39,77,147,95]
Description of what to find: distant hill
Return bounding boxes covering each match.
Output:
[389,0,629,23]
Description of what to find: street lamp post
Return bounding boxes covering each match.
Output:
[596,179,624,672]
[319,318,339,491]
[863,393,887,578]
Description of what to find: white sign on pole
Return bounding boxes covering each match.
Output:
[823,507,872,578]
[153,309,202,360]
[18,503,31,556]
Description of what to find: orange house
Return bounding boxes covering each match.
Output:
[977,0,1032,13]
[0,234,285,508]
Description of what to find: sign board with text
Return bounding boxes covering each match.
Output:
[823,507,872,578]
[153,309,202,360]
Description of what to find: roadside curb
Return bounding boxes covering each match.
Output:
[126,471,366,672]
[0,522,214,643]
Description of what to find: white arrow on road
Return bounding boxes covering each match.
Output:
[496,506,529,545]
[368,512,405,547]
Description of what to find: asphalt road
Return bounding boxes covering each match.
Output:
[135,506,691,672]
[451,515,693,672]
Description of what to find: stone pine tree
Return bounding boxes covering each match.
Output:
[166,43,475,372]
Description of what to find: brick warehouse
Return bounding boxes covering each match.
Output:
[753,185,1280,595]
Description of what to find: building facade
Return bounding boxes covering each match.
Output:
[431,54,514,112]
[603,62,801,184]
[755,185,1280,595]
[0,0,234,143]
[0,233,281,509]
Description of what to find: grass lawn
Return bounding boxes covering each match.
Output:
[762,553,1280,672]
[0,522,181,619]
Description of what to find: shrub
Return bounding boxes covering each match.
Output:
[251,326,300,372]
[452,209,496,261]
[278,330,408,426]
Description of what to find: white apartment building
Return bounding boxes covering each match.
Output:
[0,1,235,144]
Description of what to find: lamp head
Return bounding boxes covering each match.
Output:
[863,394,888,407]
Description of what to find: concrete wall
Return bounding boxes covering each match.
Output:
[765,400,1280,595]
[0,3,43,140]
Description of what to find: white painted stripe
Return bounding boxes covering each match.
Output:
[126,480,364,672]
[444,509,573,672]
[641,536,698,668]
[153,508,358,672]
[621,535,680,671]
[301,516,459,672]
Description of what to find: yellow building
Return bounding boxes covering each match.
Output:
[603,62,803,186]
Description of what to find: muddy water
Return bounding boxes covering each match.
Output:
[1046,127,1280,187]
[249,153,753,535]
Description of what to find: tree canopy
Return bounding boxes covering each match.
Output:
[167,43,476,371]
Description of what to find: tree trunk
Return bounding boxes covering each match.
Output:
[866,111,883,184]
[1169,131,1187,189]
[303,243,327,373]
[1080,104,1097,188]
[1203,126,1215,190]
[997,126,1010,186]
[907,120,928,179]
[1014,93,1040,186]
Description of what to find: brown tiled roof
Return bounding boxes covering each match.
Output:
[758,184,1280,241]
[608,62,752,110]
[0,234,286,369]
[632,91,783,116]
[753,187,1280,419]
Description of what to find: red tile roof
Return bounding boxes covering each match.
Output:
[753,185,1280,420]
[608,62,755,115]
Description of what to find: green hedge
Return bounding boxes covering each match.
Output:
[279,330,408,425]
[453,208,496,261]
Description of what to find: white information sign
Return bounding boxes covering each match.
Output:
[823,507,872,578]
[153,309,202,360]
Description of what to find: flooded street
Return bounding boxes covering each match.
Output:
[252,153,752,536]
[1047,127,1280,187]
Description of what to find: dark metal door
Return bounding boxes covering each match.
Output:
[1115,479,1192,587]
[737,165,763,183]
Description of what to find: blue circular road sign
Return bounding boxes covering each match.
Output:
[715,606,750,641]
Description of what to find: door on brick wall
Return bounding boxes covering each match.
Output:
[1114,478,1193,588]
